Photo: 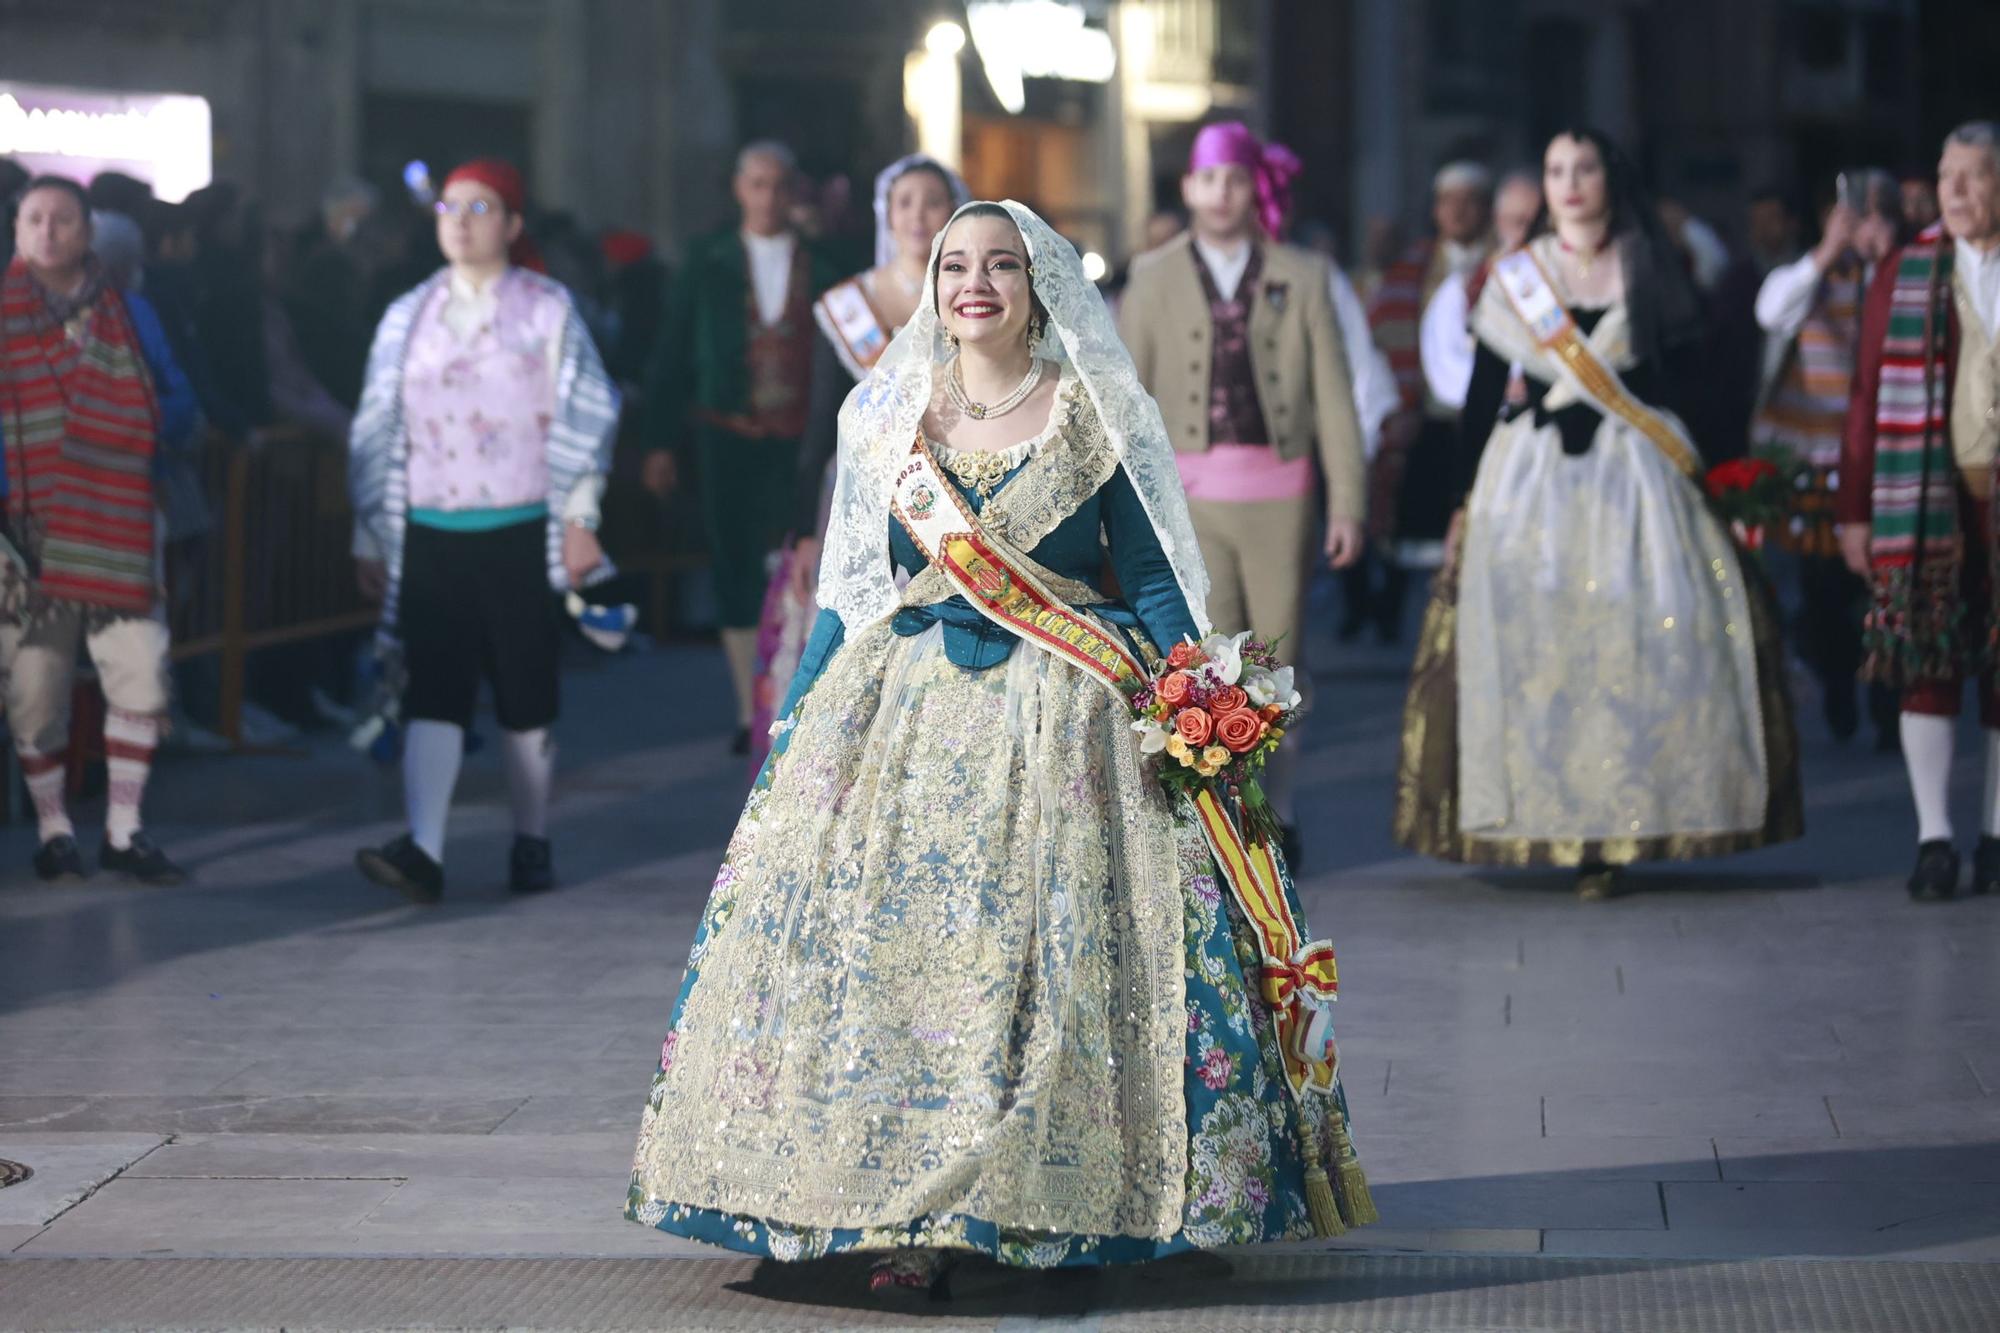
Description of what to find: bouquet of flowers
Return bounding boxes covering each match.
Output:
[1128,631,1303,846]
[1704,457,1791,549]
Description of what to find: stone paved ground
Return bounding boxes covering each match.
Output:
[1,602,1997,1329]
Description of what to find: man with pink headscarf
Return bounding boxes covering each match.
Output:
[1119,120,1366,866]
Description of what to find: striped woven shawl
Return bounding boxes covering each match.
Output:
[1863,227,1973,683]
[1366,240,1435,414]
[0,260,159,612]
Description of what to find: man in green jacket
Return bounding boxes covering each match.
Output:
[646,141,839,753]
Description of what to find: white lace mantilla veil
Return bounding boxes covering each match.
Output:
[818,198,1212,637]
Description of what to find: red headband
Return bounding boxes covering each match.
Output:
[442,158,525,214]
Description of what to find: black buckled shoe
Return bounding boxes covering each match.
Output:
[1907,840,1960,902]
[509,835,554,894]
[99,831,186,885]
[33,834,86,883]
[1972,837,2000,897]
[356,833,444,904]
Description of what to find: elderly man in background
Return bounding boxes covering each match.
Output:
[644,141,839,754]
[1419,169,1542,412]
[1357,161,1495,642]
[1839,122,2000,901]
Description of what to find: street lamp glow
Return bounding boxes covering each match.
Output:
[926,20,967,56]
[1081,250,1107,283]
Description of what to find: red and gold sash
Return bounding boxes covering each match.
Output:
[889,433,1341,1098]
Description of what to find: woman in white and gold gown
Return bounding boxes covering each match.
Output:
[627,201,1372,1291]
[1395,130,1802,899]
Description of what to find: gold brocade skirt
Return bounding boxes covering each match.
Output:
[1393,546,1805,868]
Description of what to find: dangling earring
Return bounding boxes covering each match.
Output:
[945,329,960,350]
[1027,315,1046,357]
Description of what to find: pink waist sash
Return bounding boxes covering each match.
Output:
[1176,443,1316,504]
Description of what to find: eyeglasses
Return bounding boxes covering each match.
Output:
[433,199,498,218]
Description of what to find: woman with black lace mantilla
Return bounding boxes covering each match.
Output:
[625,201,1373,1295]
[1394,129,1803,900]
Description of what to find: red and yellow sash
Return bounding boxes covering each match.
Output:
[889,434,1341,1098]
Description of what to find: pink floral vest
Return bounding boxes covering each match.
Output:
[402,270,563,512]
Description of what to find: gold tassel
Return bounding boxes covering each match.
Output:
[1293,1114,1347,1237]
[1327,1107,1380,1227]
[1303,1162,1347,1237]
[1337,1156,1379,1227]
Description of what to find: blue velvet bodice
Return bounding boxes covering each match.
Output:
[776,451,1199,723]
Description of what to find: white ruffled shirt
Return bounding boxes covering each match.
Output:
[742,229,797,328]
[1957,238,2000,343]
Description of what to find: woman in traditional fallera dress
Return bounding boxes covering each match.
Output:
[627,201,1373,1293]
[748,155,967,771]
[1393,130,1803,900]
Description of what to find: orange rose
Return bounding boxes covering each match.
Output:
[1157,671,1196,708]
[1211,685,1248,716]
[1174,707,1214,747]
[1166,641,1203,670]
[1215,708,1265,754]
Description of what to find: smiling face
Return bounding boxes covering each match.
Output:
[1182,163,1258,241]
[1544,134,1610,229]
[13,185,91,277]
[1939,140,2000,248]
[934,211,1035,351]
[435,179,521,268]
[887,167,956,268]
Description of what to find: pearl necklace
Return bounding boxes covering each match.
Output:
[945,354,1043,421]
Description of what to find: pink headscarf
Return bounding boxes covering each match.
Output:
[1188,122,1302,238]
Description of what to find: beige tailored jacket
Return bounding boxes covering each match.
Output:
[1121,233,1365,522]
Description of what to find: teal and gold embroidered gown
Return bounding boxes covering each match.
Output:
[625,379,1371,1267]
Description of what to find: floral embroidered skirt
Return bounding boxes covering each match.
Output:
[625,619,1371,1267]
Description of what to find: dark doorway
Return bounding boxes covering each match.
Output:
[360,91,535,198]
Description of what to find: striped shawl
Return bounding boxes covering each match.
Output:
[0,259,160,613]
[1861,227,1977,684]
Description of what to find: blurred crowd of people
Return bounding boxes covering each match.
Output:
[0,117,1985,900]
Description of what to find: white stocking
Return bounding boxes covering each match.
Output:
[403,719,464,863]
[1900,711,1955,844]
[501,727,555,840]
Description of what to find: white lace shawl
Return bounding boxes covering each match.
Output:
[818,199,1211,636]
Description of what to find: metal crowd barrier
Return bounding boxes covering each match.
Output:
[166,426,375,747]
